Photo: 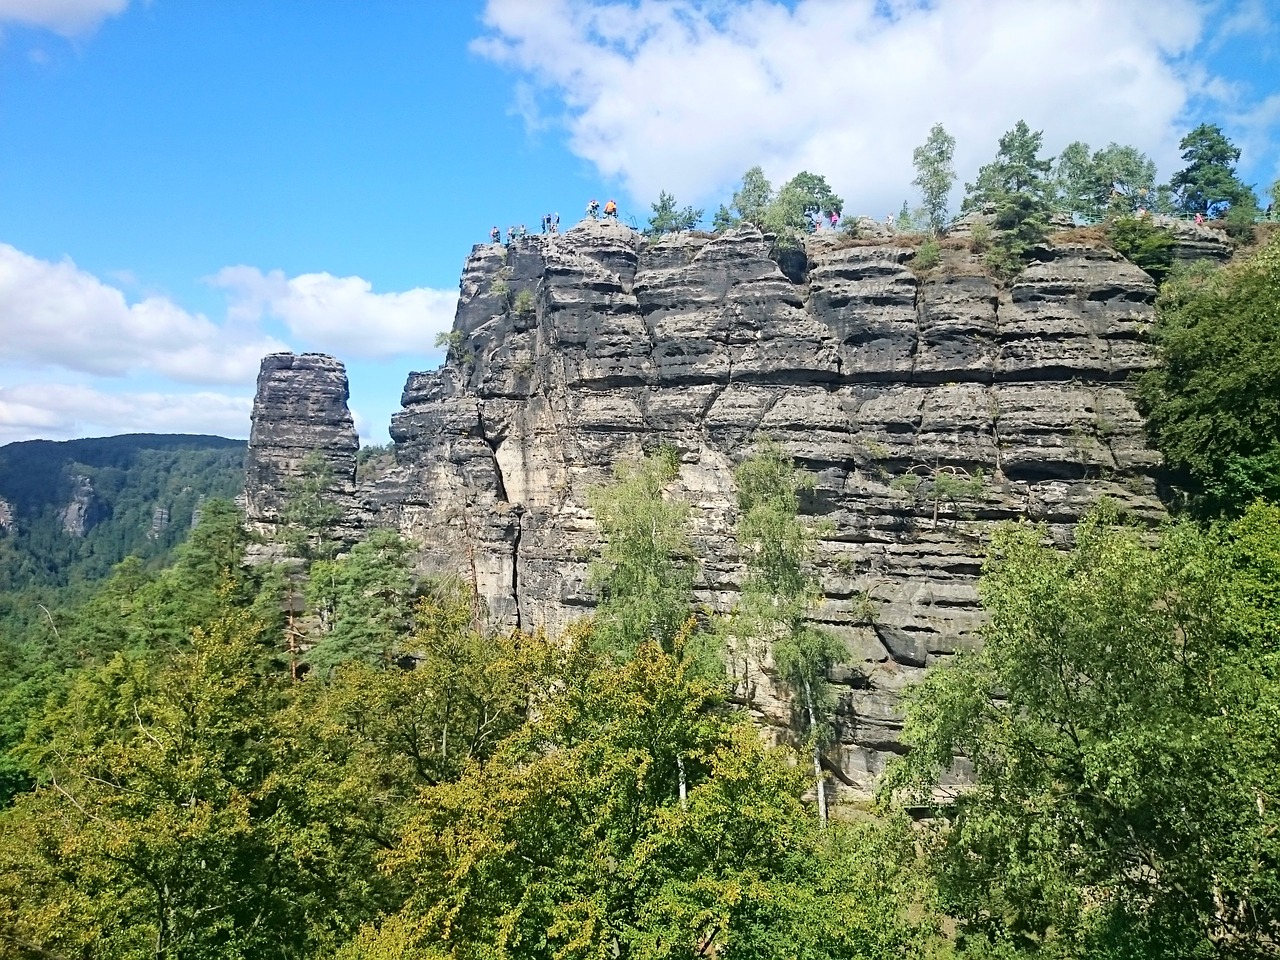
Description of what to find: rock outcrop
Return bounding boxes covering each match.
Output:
[242,352,361,544]
[1150,215,1233,264]
[245,220,1171,797]
[59,475,103,537]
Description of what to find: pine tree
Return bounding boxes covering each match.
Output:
[963,120,1055,275]
[646,190,703,236]
[1169,123,1256,217]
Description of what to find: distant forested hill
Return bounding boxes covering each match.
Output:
[0,434,246,590]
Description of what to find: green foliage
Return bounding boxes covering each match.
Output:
[358,638,933,960]
[1107,215,1175,284]
[1136,235,1280,517]
[0,499,283,807]
[434,329,463,349]
[587,447,697,660]
[891,463,987,529]
[962,120,1054,211]
[896,200,915,231]
[730,442,845,825]
[913,122,957,234]
[963,121,1055,277]
[1223,196,1260,243]
[305,528,415,674]
[1054,140,1157,220]
[290,590,551,823]
[512,288,536,316]
[914,237,942,270]
[281,450,345,561]
[968,220,992,252]
[1169,122,1257,217]
[763,170,843,242]
[722,165,774,227]
[987,191,1051,277]
[646,190,703,236]
[717,166,841,244]
[355,442,396,483]
[0,606,391,959]
[0,434,244,591]
[885,506,1280,958]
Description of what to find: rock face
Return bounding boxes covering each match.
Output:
[1150,215,1232,264]
[245,221,1170,798]
[59,475,103,537]
[243,352,361,543]
[0,497,13,535]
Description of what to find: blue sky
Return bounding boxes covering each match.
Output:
[1,0,1277,446]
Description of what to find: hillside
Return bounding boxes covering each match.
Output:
[0,433,246,590]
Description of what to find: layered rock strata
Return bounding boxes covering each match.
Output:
[242,352,360,543]
[246,221,1169,797]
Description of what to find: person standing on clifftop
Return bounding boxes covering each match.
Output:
[587,199,600,219]
[490,226,501,244]
[603,199,618,219]
[553,212,560,232]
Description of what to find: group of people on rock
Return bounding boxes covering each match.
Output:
[488,200,621,245]
[586,198,618,220]
[490,224,528,245]
[804,209,841,233]
[488,216,561,246]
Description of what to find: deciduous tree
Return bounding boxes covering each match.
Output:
[731,442,844,827]
[885,506,1280,958]
[587,447,697,660]
[912,122,957,233]
[1136,233,1280,516]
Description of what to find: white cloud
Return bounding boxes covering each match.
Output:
[474,0,1214,215]
[0,382,252,446]
[0,0,129,36]
[1209,0,1273,49]
[0,243,288,384]
[210,266,458,361]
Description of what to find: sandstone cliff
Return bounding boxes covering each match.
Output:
[242,352,361,546]
[246,219,1174,797]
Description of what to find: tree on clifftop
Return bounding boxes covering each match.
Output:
[1055,140,1157,221]
[646,190,703,236]
[1169,123,1256,217]
[962,120,1053,211]
[764,171,843,239]
[714,165,774,230]
[912,122,956,234]
[963,120,1055,275]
